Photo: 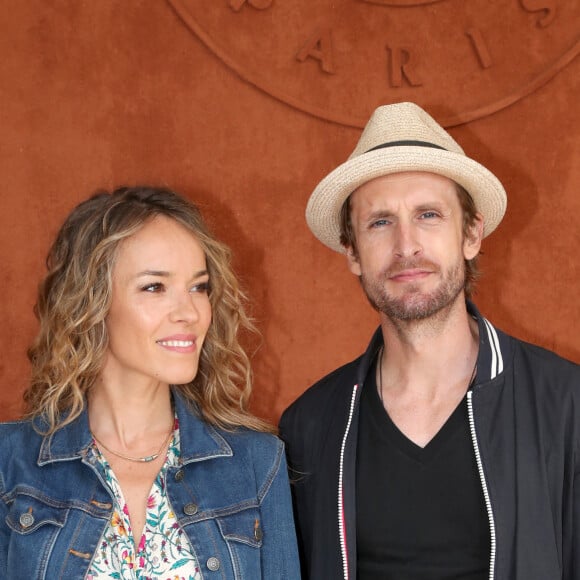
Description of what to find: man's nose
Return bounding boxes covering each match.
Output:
[393,222,422,258]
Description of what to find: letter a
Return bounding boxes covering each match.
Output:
[296,29,335,74]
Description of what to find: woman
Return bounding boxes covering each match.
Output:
[0,186,300,579]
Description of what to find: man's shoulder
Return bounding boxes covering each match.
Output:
[287,356,362,411]
[475,310,579,385]
[510,334,580,378]
[487,326,580,402]
[280,354,364,430]
[279,354,366,469]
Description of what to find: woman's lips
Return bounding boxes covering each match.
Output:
[156,335,197,352]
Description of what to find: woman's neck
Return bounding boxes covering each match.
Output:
[87,379,174,448]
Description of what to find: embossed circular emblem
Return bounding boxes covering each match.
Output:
[168,0,579,127]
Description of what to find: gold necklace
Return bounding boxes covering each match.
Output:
[91,428,174,463]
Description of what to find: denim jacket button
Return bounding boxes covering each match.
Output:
[206,556,220,571]
[19,512,35,529]
[174,469,185,482]
[183,503,198,515]
[254,526,263,541]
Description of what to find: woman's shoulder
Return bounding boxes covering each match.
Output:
[0,419,42,475]
[219,426,283,456]
[215,428,287,492]
[217,426,285,471]
[0,418,38,443]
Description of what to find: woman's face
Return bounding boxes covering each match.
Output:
[102,215,212,391]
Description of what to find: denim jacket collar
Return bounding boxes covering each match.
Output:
[171,388,233,465]
[37,387,233,466]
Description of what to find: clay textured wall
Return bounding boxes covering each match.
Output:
[0,1,578,423]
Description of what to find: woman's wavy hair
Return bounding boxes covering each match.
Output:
[25,186,273,434]
[339,181,481,298]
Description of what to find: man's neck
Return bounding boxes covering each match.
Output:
[376,298,479,447]
[378,298,479,398]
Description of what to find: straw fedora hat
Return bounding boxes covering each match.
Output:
[305,102,507,252]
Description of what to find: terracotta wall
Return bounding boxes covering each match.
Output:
[1,1,578,423]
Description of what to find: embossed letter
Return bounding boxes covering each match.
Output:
[229,0,273,12]
[466,28,493,69]
[519,0,556,28]
[386,46,422,87]
[296,29,335,74]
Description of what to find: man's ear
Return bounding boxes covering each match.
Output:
[463,213,484,260]
[345,245,362,276]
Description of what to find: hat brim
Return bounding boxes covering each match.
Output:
[306,146,507,252]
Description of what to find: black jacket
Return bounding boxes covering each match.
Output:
[280,303,580,580]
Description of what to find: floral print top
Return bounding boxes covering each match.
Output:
[87,419,202,580]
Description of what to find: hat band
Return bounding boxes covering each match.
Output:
[366,140,447,153]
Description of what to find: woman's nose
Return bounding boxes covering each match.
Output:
[169,292,201,323]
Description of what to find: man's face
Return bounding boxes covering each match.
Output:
[346,171,482,322]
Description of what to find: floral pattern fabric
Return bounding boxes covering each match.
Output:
[87,419,202,580]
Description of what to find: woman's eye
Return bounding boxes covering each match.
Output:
[191,281,210,294]
[141,282,164,293]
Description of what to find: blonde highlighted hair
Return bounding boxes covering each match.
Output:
[25,186,273,434]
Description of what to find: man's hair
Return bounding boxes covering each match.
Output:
[339,181,480,298]
[25,186,273,434]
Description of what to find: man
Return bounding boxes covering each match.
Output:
[279,102,580,580]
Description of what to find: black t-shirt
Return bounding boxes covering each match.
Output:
[356,358,490,579]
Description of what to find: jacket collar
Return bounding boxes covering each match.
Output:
[470,301,511,385]
[36,407,93,466]
[37,387,232,466]
[172,388,233,465]
[355,327,383,388]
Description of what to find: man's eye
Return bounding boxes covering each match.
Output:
[420,211,439,219]
[371,219,390,228]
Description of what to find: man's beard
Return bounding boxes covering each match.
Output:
[360,259,466,322]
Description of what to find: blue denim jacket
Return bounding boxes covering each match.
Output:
[0,390,300,579]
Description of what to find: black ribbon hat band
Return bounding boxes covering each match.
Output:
[366,140,447,153]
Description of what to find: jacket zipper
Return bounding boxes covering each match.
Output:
[338,384,360,580]
[338,378,497,579]
[467,390,497,580]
